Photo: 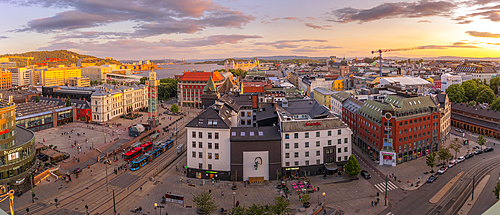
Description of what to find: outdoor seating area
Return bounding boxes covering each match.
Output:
[290,180,314,194]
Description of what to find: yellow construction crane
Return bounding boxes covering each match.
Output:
[0,190,15,215]
[2,56,35,66]
[371,47,426,77]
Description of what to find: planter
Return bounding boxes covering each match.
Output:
[303,202,310,208]
[196,209,206,214]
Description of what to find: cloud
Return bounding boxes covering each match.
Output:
[466,31,500,38]
[456,20,473,24]
[487,43,500,45]
[417,20,431,23]
[282,17,302,21]
[328,0,457,23]
[291,45,342,52]
[0,36,8,39]
[306,17,317,20]
[468,10,500,22]
[416,42,479,49]
[8,0,254,37]
[162,34,262,47]
[254,39,328,49]
[305,23,332,30]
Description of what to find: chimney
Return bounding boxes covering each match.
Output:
[252,95,258,109]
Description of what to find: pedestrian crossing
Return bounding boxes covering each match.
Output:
[386,212,395,215]
[374,181,398,193]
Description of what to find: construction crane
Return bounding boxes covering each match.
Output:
[371,47,426,77]
[0,190,15,215]
[34,63,48,66]
[2,56,34,67]
[45,58,67,67]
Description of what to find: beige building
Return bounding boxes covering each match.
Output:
[67,77,90,87]
[90,84,148,122]
[39,67,81,87]
[11,68,30,86]
[81,66,112,82]
[434,92,451,143]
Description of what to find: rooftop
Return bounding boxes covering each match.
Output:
[313,87,336,96]
[277,99,330,119]
[16,126,35,146]
[451,102,500,121]
[230,126,281,141]
[179,71,224,82]
[15,101,65,117]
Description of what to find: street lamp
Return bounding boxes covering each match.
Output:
[322,192,325,204]
[154,203,158,215]
[233,192,236,207]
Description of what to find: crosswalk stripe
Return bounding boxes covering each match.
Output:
[386,212,394,215]
[374,181,399,192]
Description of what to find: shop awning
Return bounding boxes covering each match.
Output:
[324,162,338,171]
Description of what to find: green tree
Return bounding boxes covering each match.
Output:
[449,140,462,160]
[445,84,466,103]
[140,77,148,85]
[476,87,495,104]
[477,135,486,150]
[477,84,490,96]
[269,197,290,215]
[193,191,218,215]
[494,181,500,200]
[461,80,478,101]
[345,155,361,178]
[300,194,310,204]
[35,95,40,102]
[468,101,476,106]
[490,77,500,95]
[66,96,71,107]
[426,152,437,173]
[437,147,451,166]
[228,205,246,215]
[170,104,179,113]
[490,97,500,111]
[247,203,268,214]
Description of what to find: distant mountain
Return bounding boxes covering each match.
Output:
[383,55,500,62]
[0,50,121,67]
[186,55,328,63]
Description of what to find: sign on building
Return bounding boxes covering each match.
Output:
[379,151,396,167]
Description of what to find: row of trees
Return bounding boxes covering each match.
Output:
[445,77,500,111]
[426,136,487,172]
[140,77,178,101]
[0,50,121,67]
[193,191,291,215]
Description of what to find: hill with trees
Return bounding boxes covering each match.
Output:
[194,58,322,65]
[0,50,121,67]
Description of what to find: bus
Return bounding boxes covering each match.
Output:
[124,147,143,161]
[177,143,185,155]
[131,139,174,171]
[140,142,153,152]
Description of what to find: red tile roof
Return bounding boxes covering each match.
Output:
[179,71,224,82]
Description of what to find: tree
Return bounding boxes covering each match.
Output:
[494,181,500,200]
[247,203,267,214]
[66,96,71,107]
[269,197,290,215]
[445,84,466,103]
[476,84,490,97]
[477,135,486,150]
[476,88,495,104]
[35,95,40,103]
[490,97,500,111]
[426,152,437,173]
[461,80,477,101]
[228,205,246,215]
[437,147,451,166]
[140,77,148,85]
[300,194,310,204]
[449,140,462,160]
[193,191,218,215]
[345,155,361,178]
[170,104,179,113]
[490,77,500,95]
[468,101,476,106]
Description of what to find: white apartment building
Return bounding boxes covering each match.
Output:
[91,84,148,122]
[330,91,351,118]
[10,68,30,86]
[278,99,352,177]
[81,66,112,82]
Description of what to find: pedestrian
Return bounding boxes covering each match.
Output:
[372,201,374,206]
[236,201,239,207]
[375,201,378,206]
[394,176,397,181]
[139,206,142,212]
[317,186,320,191]
[90,170,93,176]
[209,190,211,194]
[140,187,142,192]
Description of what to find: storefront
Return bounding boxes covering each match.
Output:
[379,151,396,166]
[186,168,231,181]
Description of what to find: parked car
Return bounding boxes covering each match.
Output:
[484,147,494,152]
[438,166,448,174]
[465,153,474,159]
[448,160,457,168]
[473,146,479,150]
[360,170,371,179]
[427,174,439,183]
[457,156,465,163]
[73,168,81,174]
[474,150,483,155]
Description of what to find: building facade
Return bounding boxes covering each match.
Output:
[313,87,336,109]
[90,84,148,122]
[81,66,111,82]
[11,68,30,86]
[330,91,351,117]
[67,77,90,87]
[0,72,12,89]
[39,67,82,87]
[451,103,500,139]
[177,71,225,108]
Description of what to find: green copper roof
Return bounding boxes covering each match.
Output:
[383,95,437,113]
[331,91,351,102]
[358,100,385,123]
[203,75,217,93]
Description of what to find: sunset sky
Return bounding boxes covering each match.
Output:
[1,0,500,60]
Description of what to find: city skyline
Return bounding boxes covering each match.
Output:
[1,0,500,60]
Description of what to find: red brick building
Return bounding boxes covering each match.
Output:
[177,71,226,108]
[451,103,500,139]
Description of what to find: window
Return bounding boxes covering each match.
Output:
[199,142,202,148]
[399,122,402,126]
[338,129,342,135]
[305,132,309,138]
[344,138,348,143]
[294,143,298,148]
[316,159,320,164]
[249,132,254,136]
[305,160,309,165]
[316,132,320,137]
[285,134,289,139]
[285,153,290,158]
[208,143,212,149]
[338,157,342,161]
[215,133,219,139]
[399,138,402,142]
[328,140,332,145]
[316,141,320,147]
[215,143,219,149]
[305,142,309,148]
[344,147,348,152]
[208,153,212,159]
[208,164,212,170]
[199,163,203,169]
[294,161,299,166]
[192,151,196,157]
[344,156,348,161]
[231,132,236,136]
[294,133,298,138]
[338,148,341,153]
[198,132,202,138]
[294,152,299,158]
[215,153,219,160]
[316,151,320,156]
[208,133,212,139]
[192,132,196,138]
[286,162,290,166]
[399,130,402,134]
[241,120,245,125]
[338,139,341,144]
[285,143,290,149]
[192,141,196,148]
[241,112,245,117]
[305,151,309,157]
[198,152,202,158]
[328,131,332,136]
[241,132,245,136]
